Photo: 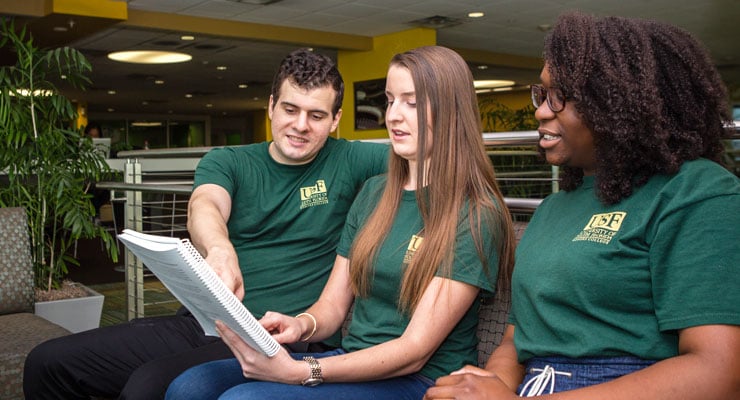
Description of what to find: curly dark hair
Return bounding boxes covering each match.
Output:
[270,48,344,116]
[544,12,732,204]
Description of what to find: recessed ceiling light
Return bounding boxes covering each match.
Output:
[227,0,283,4]
[468,12,484,18]
[477,65,488,70]
[107,90,116,95]
[216,66,227,71]
[474,80,515,89]
[206,104,213,108]
[11,89,53,97]
[108,50,192,64]
[107,108,115,112]
[181,35,195,41]
[185,93,193,98]
[154,80,165,85]
[238,84,248,89]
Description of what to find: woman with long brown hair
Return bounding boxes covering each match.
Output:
[165,45,515,400]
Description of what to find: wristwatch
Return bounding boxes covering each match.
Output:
[301,356,323,387]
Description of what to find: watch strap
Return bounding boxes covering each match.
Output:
[301,356,323,386]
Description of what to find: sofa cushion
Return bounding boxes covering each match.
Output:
[476,220,528,366]
[0,313,70,399]
[0,208,34,315]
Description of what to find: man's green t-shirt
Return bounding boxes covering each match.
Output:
[337,175,501,380]
[510,158,740,362]
[193,138,388,325]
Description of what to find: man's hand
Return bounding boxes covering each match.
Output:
[188,184,243,298]
[204,245,244,300]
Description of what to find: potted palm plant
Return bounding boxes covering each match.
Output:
[0,19,118,332]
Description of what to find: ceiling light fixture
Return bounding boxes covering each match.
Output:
[181,35,195,41]
[474,80,515,89]
[108,50,192,64]
[226,0,284,4]
[468,12,484,18]
[131,121,163,127]
[9,89,53,97]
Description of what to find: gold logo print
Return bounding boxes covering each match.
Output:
[573,212,626,245]
[583,212,626,231]
[403,235,424,264]
[299,180,329,209]
[300,180,327,201]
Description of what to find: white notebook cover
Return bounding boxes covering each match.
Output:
[117,229,280,357]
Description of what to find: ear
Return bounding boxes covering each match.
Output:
[268,95,275,120]
[330,108,342,132]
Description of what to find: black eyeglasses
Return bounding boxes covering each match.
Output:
[531,84,566,113]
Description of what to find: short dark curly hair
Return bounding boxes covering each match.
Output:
[544,12,732,204]
[270,48,344,117]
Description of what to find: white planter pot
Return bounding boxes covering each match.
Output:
[34,284,104,333]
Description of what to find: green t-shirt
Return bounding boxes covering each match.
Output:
[337,176,500,380]
[510,158,740,362]
[193,138,388,325]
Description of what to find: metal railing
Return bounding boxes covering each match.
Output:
[99,131,550,319]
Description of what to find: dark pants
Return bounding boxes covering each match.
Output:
[23,312,232,400]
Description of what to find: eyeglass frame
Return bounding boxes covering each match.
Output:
[531,84,566,113]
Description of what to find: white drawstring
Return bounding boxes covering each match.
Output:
[519,365,572,397]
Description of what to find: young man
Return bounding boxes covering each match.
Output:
[23,49,388,400]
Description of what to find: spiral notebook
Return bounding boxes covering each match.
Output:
[117,229,281,357]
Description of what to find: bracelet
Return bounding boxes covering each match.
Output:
[295,312,317,342]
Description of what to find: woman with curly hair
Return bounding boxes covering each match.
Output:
[425,12,739,399]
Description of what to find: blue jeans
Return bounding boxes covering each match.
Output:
[517,356,657,395]
[165,348,434,400]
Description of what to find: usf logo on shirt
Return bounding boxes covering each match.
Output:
[572,212,626,245]
[300,179,329,209]
[403,235,423,264]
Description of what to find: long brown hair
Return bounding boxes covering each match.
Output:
[349,46,515,313]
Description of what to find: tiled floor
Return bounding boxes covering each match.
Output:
[91,279,182,326]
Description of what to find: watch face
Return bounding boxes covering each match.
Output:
[302,377,323,387]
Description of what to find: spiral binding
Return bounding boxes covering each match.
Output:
[177,239,281,357]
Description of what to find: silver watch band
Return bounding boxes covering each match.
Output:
[301,356,323,386]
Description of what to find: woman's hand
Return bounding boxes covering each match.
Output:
[258,311,305,345]
[423,366,519,400]
[215,320,307,384]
